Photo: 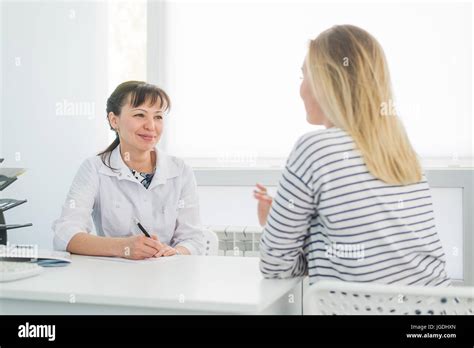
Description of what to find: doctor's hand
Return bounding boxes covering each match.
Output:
[253,183,273,227]
[153,244,190,258]
[149,235,175,257]
[120,235,164,260]
[153,244,177,258]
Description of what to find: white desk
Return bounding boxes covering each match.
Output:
[0,255,302,314]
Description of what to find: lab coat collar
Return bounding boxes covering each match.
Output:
[98,144,179,187]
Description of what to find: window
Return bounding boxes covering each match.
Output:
[154,1,471,167]
[107,0,147,142]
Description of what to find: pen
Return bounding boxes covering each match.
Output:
[133,217,151,238]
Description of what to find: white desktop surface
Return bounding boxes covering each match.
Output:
[0,255,302,314]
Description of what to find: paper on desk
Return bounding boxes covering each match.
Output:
[86,255,179,263]
[37,250,71,267]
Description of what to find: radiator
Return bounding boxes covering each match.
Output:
[205,225,263,257]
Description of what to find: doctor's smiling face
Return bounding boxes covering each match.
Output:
[108,96,165,152]
[104,81,171,168]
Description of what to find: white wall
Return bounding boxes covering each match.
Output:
[430,188,463,280]
[0,1,109,248]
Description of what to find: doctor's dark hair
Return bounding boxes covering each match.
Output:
[97,81,171,171]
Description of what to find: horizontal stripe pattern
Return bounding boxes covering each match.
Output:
[259,128,450,287]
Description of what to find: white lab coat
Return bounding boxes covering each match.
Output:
[52,144,204,255]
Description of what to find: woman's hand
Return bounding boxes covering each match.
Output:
[120,234,163,260]
[253,183,273,227]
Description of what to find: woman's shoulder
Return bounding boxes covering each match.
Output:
[293,127,351,154]
[77,155,104,174]
[164,153,185,167]
[298,126,349,142]
[160,152,194,177]
[286,127,353,174]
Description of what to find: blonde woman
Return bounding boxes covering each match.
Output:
[254,25,450,286]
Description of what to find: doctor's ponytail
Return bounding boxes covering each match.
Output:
[97,81,171,171]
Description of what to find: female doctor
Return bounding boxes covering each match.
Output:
[53,81,204,259]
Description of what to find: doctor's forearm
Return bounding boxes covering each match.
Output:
[66,233,124,257]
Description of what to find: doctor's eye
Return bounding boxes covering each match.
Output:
[134,113,145,117]
[154,115,163,120]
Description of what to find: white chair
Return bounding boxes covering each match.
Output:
[303,280,474,315]
[202,228,219,256]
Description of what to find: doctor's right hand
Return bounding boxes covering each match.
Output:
[120,235,164,260]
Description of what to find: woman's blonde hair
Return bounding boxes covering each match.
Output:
[306,24,422,185]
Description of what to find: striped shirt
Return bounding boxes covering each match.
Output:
[259,127,450,287]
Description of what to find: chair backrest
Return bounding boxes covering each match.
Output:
[202,228,219,256]
[304,280,474,315]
